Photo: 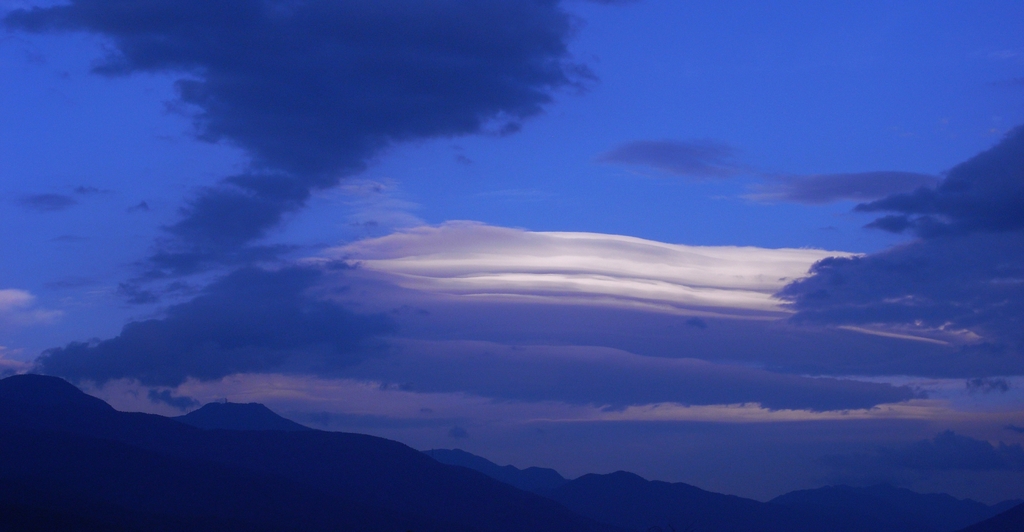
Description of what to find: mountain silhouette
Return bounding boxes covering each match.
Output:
[175,402,312,431]
[956,502,1024,532]
[429,447,1019,532]
[0,374,624,532]
[771,484,1021,532]
[545,470,832,532]
[424,448,568,494]
[2,374,1015,532]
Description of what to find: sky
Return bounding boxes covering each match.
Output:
[2,0,1024,503]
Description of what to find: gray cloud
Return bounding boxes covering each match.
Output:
[20,193,77,212]
[598,139,743,179]
[748,172,940,205]
[36,265,395,386]
[779,126,1024,361]
[5,0,587,272]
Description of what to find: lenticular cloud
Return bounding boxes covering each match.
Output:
[328,222,851,317]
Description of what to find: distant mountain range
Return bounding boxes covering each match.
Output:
[426,449,1023,532]
[1,374,1021,532]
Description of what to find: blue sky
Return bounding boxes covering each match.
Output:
[2,0,1024,502]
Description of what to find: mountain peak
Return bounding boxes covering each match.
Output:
[175,401,312,431]
[0,374,115,413]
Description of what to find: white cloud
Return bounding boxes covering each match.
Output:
[326,222,852,317]
[0,288,62,327]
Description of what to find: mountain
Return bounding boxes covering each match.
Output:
[0,374,624,532]
[545,470,834,532]
[422,447,1018,532]
[424,448,568,494]
[175,401,312,431]
[957,502,1024,532]
[771,484,1021,532]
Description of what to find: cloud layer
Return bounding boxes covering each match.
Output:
[330,222,848,316]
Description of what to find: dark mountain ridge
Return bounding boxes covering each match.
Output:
[427,447,1020,532]
[0,374,622,532]
[424,448,568,493]
[3,374,1016,532]
[956,502,1024,532]
[771,484,1021,532]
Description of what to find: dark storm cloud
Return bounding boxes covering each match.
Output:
[856,126,1024,237]
[5,0,585,270]
[779,127,1024,361]
[827,431,1024,473]
[20,193,77,211]
[35,266,395,386]
[748,172,940,204]
[598,139,743,179]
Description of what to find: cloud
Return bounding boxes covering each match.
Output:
[598,139,743,179]
[127,201,150,213]
[856,125,1024,237]
[0,347,31,378]
[827,431,1024,473]
[0,289,62,327]
[966,378,1010,394]
[1007,425,1024,434]
[448,426,470,439]
[35,266,395,386]
[779,126,1024,359]
[19,193,76,211]
[147,389,199,411]
[345,338,916,411]
[747,172,940,204]
[5,0,587,271]
[329,221,849,317]
[73,185,109,195]
[685,317,708,329]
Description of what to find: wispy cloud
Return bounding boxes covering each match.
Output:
[598,139,744,179]
[747,171,940,204]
